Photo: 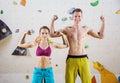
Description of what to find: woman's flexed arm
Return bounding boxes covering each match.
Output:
[18,30,35,48]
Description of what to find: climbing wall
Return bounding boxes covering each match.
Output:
[0,0,120,83]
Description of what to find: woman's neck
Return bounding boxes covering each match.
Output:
[40,38,48,43]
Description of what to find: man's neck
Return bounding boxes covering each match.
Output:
[73,23,80,28]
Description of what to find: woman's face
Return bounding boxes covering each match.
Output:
[40,29,50,39]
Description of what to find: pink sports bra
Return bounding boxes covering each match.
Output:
[36,44,51,57]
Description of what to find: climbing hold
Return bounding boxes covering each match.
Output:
[0,10,3,14]
[61,17,67,21]
[115,9,120,14]
[56,64,58,67]
[38,10,42,13]
[15,29,19,33]
[2,28,7,33]
[35,36,41,43]
[48,39,52,43]
[30,29,35,34]
[93,61,119,83]
[12,46,27,56]
[90,0,99,7]
[69,16,73,20]
[84,45,88,48]
[13,1,17,5]
[0,19,12,40]
[118,76,120,82]
[92,75,97,83]
[25,75,29,80]
[20,0,26,6]
[68,7,75,15]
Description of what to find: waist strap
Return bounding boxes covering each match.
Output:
[66,54,88,62]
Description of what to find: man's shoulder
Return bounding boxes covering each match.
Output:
[66,25,73,28]
[64,25,89,29]
[64,26,73,30]
[82,25,90,31]
[82,25,88,28]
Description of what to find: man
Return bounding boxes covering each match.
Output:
[50,8,105,83]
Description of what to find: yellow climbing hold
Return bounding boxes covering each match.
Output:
[2,28,7,33]
[48,39,52,43]
[115,9,120,14]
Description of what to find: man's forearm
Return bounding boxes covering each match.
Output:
[50,20,55,35]
[50,20,62,37]
[99,21,105,39]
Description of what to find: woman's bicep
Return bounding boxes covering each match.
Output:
[51,42,67,49]
[18,42,35,48]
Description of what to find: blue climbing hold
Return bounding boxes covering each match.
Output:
[68,7,75,15]
[118,76,120,82]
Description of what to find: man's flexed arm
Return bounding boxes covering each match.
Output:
[50,15,66,37]
[98,16,105,39]
[88,16,105,39]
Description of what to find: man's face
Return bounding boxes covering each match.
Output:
[72,11,83,24]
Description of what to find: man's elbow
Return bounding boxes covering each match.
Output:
[66,44,69,48]
[50,32,62,38]
[99,35,104,39]
[50,33,56,37]
[98,32,104,39]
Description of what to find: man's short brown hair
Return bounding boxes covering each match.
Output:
[72,8,83,14]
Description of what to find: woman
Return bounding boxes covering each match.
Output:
[18,26,68,83]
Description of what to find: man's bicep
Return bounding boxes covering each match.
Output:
[58,28,67,35]
[88,29,100,38]
[50,31,61,37]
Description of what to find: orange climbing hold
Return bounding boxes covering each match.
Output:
[93,61,119,83]
[92,75,97,83]
[20,0,26,6]
[35,36,41,43]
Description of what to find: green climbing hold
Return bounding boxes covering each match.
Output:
[1,10,3,14]
[90,0,99,7]
[61,17,67,21]
[84,45,89,49]
[48,39,52,43]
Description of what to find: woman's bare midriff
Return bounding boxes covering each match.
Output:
[35,56,51,68]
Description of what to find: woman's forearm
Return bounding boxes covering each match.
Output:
[61,35,68,47]
[18,33,26,45]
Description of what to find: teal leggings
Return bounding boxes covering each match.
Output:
[32,67,54,83]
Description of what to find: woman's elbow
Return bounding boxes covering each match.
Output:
[17,44,22,47]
